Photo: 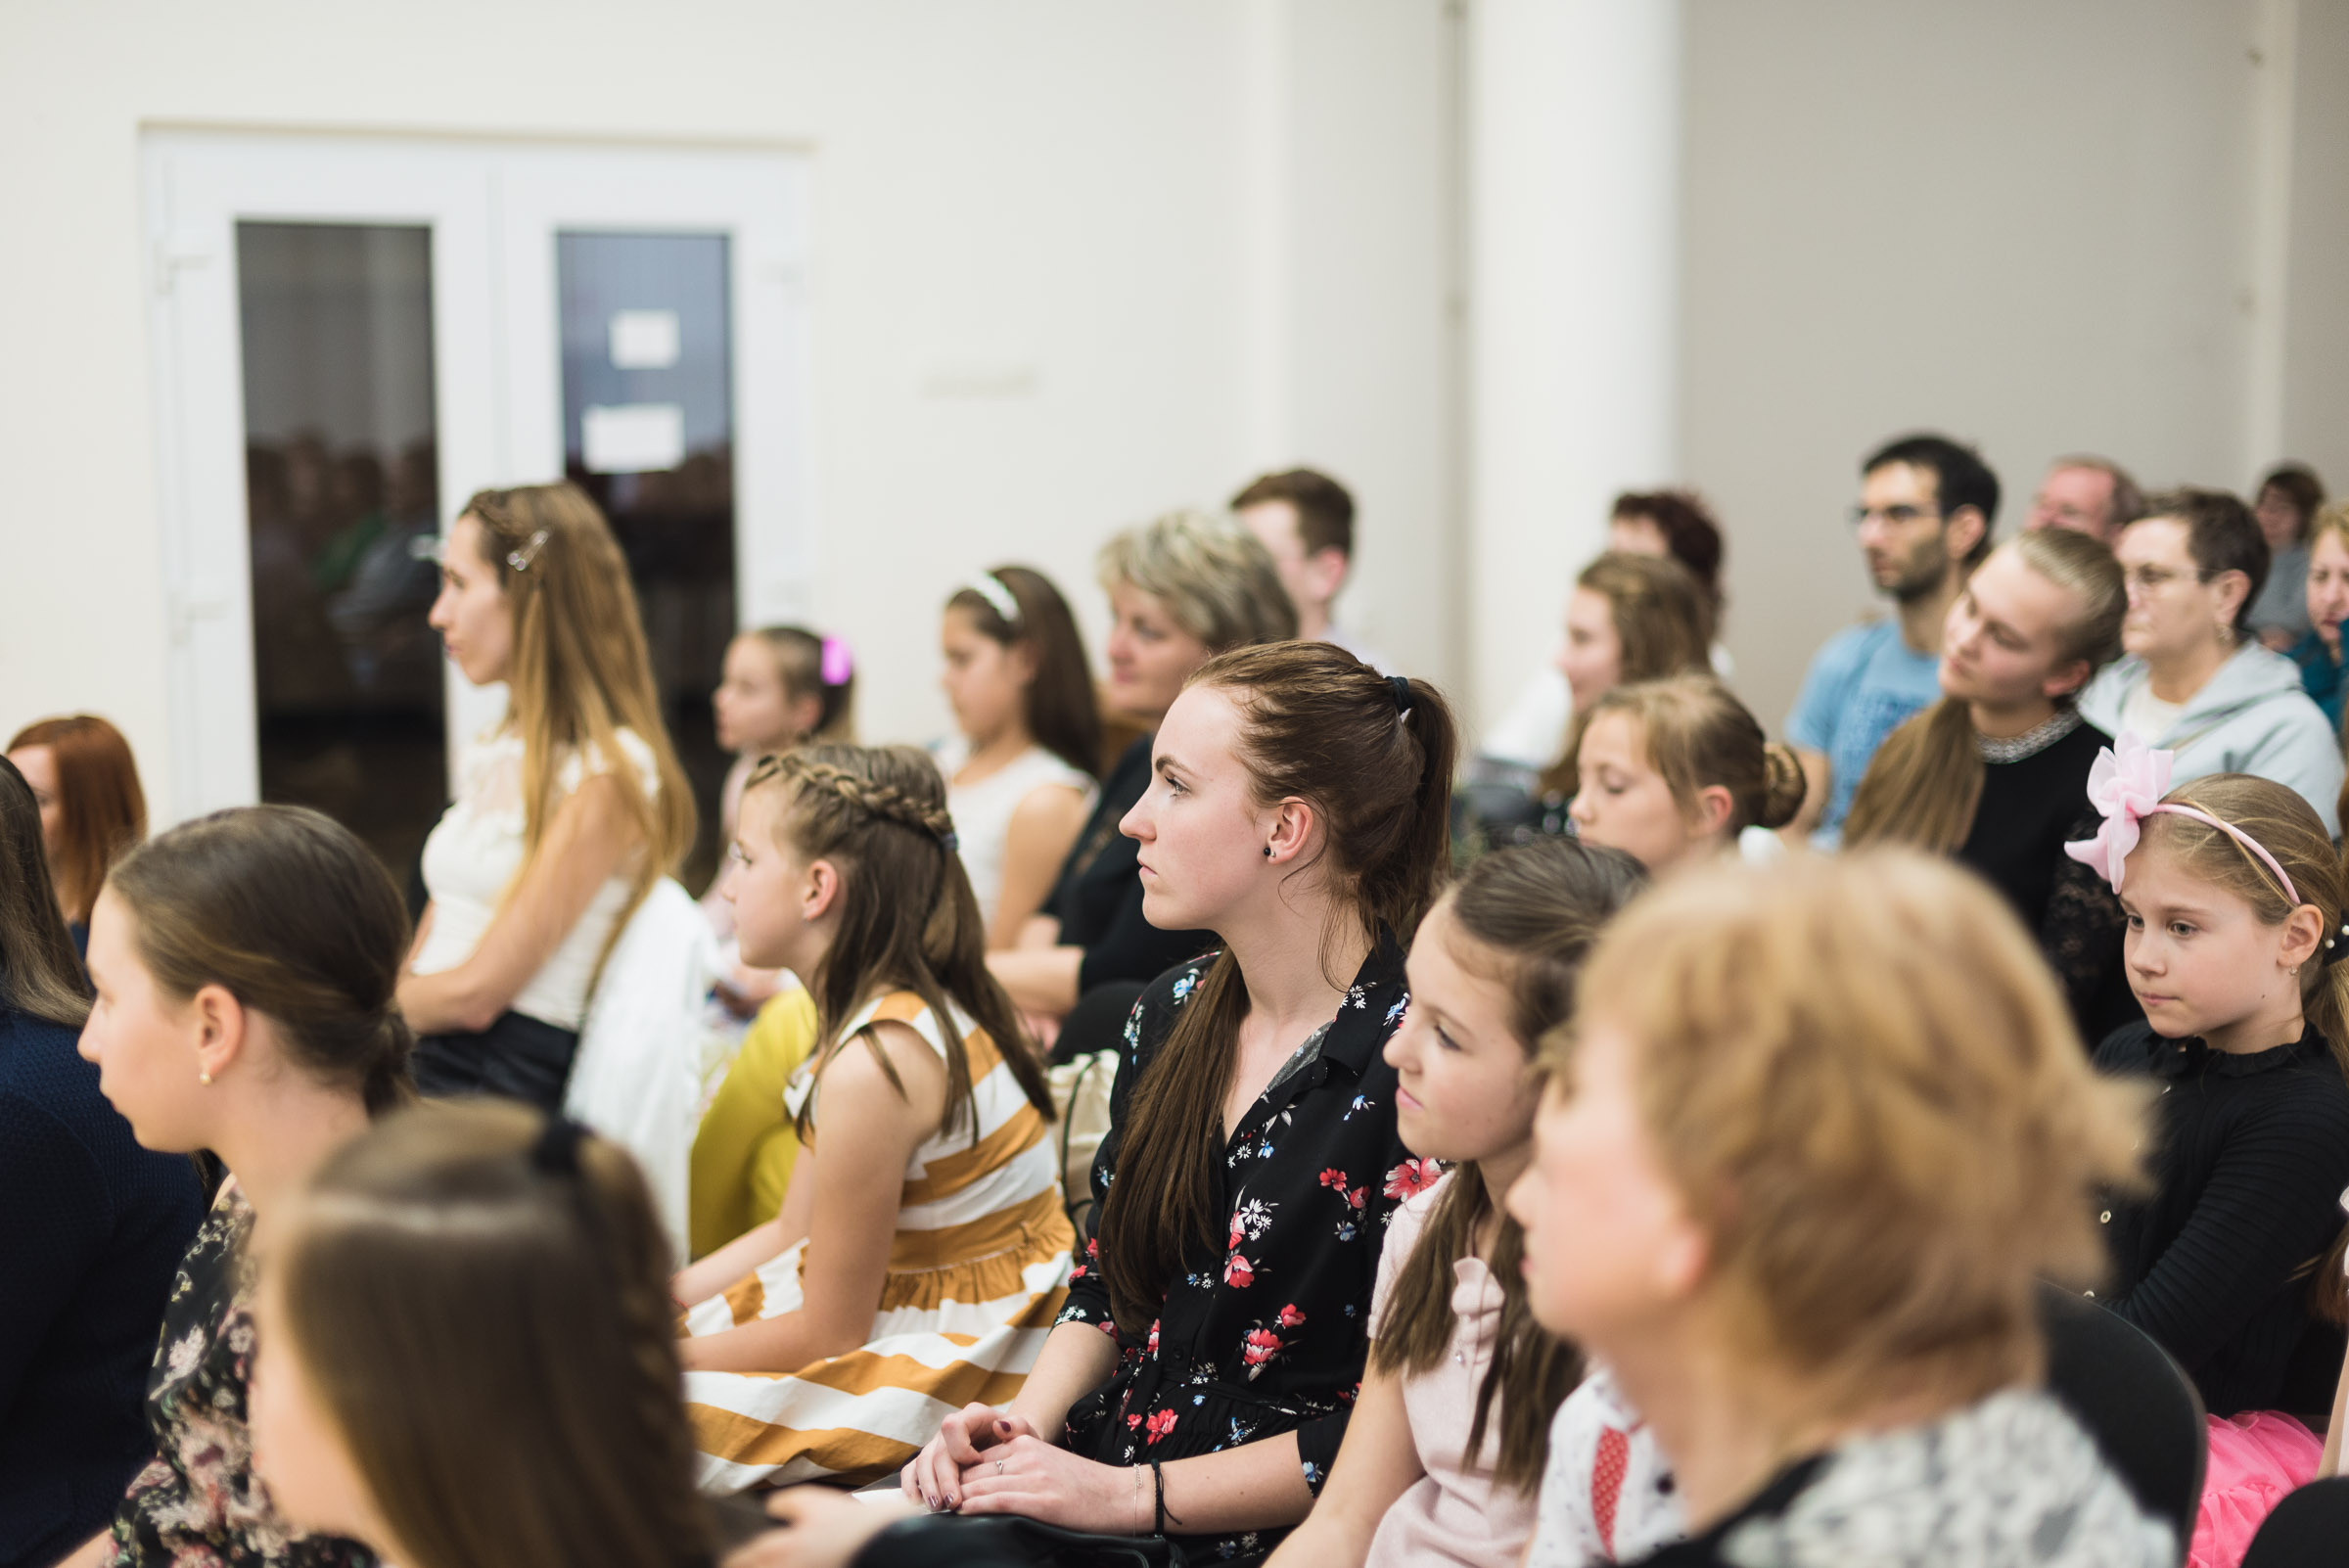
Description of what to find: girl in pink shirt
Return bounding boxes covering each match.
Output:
[1267,839,1645,1568]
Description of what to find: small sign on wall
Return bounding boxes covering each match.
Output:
[581,401,685,473]
[608,308,681,369]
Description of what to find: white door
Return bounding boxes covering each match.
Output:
[141,131,811,883]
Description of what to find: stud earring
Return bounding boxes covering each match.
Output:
[1263,846,1273,858]
[199,1071,212,1085]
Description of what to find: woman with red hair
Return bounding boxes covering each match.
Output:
[7,715,147,943]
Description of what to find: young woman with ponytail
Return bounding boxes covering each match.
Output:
[873,642,1458,1565]
[63,807,415,1568]
[2067,757,2349,1565]
[1262,839,1644,1568]
[248,1103,711,1568]
[672,745,1069,1492]
[1845,529,2132,1034]
[1564,675,1806,877]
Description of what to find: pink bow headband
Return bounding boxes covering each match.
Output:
[2061,733,2299,902]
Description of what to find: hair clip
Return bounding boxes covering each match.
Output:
[506,529,551,574]
[939,829,960,853]
[820,636,854,687]
[965,573,1022,627]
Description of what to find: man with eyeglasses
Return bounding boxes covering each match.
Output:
[1784,434,2000,846]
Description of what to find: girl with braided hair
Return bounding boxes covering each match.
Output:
[672,745,1072,1491]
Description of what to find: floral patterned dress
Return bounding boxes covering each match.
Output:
[106,1181,374,1568]
[1057,943,1421,1563]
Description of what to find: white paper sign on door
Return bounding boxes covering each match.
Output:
[608,308,681,369]
[581,402,685,473]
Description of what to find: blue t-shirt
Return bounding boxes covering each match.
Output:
[1786,619,1943,846]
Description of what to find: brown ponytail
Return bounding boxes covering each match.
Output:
[1369,840,1645,1490]
[277,1101,709,1568]
[107,806,415,1115]
[1099,643,1458,1337]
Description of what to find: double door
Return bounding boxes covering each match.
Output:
[143,132,811,883]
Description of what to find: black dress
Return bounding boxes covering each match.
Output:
[1055,945,1420,1563]
[1955,713,2135,1039]
[2092,1022,2349,1417]
[1045,737,1213,997]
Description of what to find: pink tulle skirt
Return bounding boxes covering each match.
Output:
[2189,1410,2323,1568]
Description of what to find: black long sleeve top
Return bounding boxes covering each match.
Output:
[1054,944,1420,1562]
[2092,1021,2349,1417]
[1044,735,1213,995]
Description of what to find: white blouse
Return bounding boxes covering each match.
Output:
[933,738,1096,921]
[411,725,661,1032]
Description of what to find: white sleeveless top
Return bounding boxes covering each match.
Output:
[411,725,661,1031]
[933,739,1095,921]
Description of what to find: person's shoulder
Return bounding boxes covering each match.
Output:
[1127,953,1221,1058]
[1387,1173,1451,1251]
[1806,618,1891,670]
[2091,1019,2159,1072]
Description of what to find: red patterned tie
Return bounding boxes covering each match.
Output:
[1591,1426,1631,1557]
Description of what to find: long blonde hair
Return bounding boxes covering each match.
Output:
[460,484,694,949]
[1845,530,2123,853]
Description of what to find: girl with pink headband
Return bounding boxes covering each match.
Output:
[2065,736,2349,1568]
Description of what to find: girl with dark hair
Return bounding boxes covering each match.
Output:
[2249,463,2327,649]
[248,1102,710,1568]
[939,568,1102,946]
[673,745,1069,1490]
[1608,489,1727,655]
[0,756,199,1568]
[882,642,1458,1562]
[61,806,415,1568]
[8,713,148,940]
[1262,839,1643,1568]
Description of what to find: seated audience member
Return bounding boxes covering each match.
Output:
[0,758,200,1568]
[1263,839,1644,1568]
[707,625,854,1014]
[987,510,1294,1044]
[2065,760,2349,1565]
[403,483,695,1111]
[2029,454,2146,545]
[2078,488,2342,835]
[8,714,147,948]
[1566,675,1805,876]
[247,1103,711,1568]
[2287,502,2349,729]
[1785,432,1999,846]
[64,806,413,1568]
[1844,530,2132,1035]
[673,746,1070,1491]
[2248,464,2327,651]
[1609,488,1731,672]
[860,646,1457,1563]
[686,986,818,1260]
[1509,851,2169,1568]
[936,569,1101,946]
[1233,467,1380,666]
[1481,503,1723,773]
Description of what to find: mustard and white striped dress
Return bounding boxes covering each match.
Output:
[682,991,1075,1493]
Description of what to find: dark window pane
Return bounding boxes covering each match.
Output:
[237,222,444,881]
[558,231,736,890]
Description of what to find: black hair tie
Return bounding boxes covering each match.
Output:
[531,1114,587,1176]
[1388,674,1413,716]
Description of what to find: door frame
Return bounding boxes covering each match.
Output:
[140,129,813,821]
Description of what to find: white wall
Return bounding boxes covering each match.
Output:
[0,0,1456,820]
[1682,0,2349,728]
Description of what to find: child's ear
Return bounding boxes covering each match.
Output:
[2281,902,2326,972]
[803,857,844,923]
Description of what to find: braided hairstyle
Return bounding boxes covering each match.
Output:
[270,1101,708,1568]
[745,744,1055,1143]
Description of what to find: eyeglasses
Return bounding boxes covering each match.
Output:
[2122,565,2206,593]
[1848,503,1943,528]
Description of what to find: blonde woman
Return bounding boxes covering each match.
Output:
[402,483,693,1110]
[1845,529,2131,1035]
[1508,851,2171,1567]
[986,510,1294,1039]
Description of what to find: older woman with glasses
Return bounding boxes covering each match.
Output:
[2078,487,2341,834]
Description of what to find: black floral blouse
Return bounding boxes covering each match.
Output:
[107,1181,374,1568]
[1057,943,1422,1562]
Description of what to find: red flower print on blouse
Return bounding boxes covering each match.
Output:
[1318,1168,1349,1191]
[1242,1326,1283,1378]
[1224,1252,1257,1289]
[1276,1303,1306,1329]
[1383,1157,1442,1201]
[1145,1408,1178,1444]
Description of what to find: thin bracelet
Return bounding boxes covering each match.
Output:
[1152,1458,1182,1536]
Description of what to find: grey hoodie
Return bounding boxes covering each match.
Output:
[2079,641,2344,835]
